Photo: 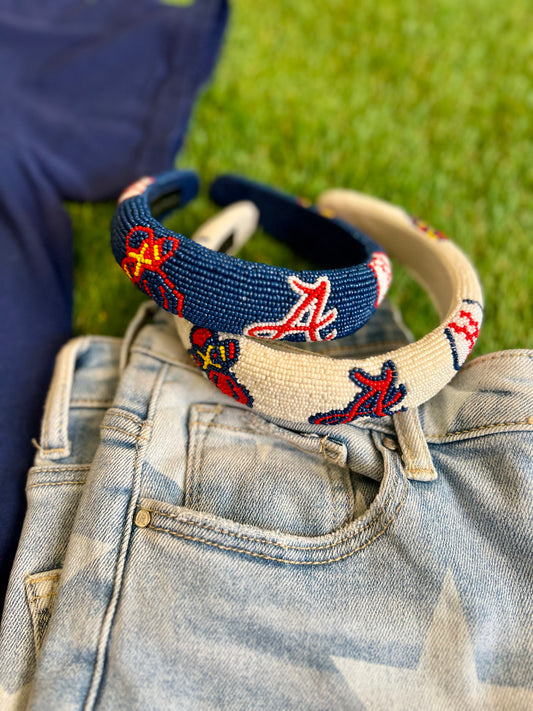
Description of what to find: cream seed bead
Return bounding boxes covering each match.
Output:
[176,188,483,426]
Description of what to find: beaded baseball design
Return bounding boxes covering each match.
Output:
[112,171,392,342]
[309,360,407,425]
[189,327,253,406]
[444,299,483,370]
[175,188,483,425]
[242,275,338,342]
[120,226,184,316]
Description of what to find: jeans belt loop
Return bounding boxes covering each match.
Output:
[393,408,438,481]
[33,336,92,460]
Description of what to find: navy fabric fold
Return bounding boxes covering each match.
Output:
[0,0,228,604]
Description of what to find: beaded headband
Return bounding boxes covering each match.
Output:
[112,171,391,342]
[175,190,483,425]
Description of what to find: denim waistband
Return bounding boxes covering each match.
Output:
[113,302,533,481]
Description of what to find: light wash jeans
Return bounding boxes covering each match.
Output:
[1,301,532,710]
[0,336,121,709]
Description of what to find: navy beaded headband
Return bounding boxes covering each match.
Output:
[111,171,391,342]
[175,191,483,426]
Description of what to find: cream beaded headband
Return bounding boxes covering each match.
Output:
[175,190,483,425]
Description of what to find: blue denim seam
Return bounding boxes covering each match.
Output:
[328,456,339,530]
[30,441,69,456]
[188,420,344,460]
[396,413,414,472]
[136,476,397,550]
[26,466,90,491]
[84,365,168,710]
[26,585,58,603]
[321,438,345,463]
[26,481,86,491]
[135,463,406,556]
[141,484,406,566]
[70,400,114,408]
[101,409,145,425]
[25,573,60,586]
[99,425,151,442]
[426,420,533,441]
[27,592,57,604]
[326,456,353,530]
[189,418,312,439]
[84,427,151,710]
[188,405,220,512]
[139,478,397,549]
[460,351,533,372]
[24,572,61,652]
[83,432,147,709]
[192,402,348,461]
[41,349,70,455]
[28,464,92,473]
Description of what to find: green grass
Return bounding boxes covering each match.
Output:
[71,0,533,355]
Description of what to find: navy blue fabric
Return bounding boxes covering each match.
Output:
[0,0,228,604]
[112,172,384,341]
[210,175,369,268]
[144,171,201,220]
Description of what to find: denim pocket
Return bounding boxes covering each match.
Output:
[184,403,353,537]
[134,430,406,566]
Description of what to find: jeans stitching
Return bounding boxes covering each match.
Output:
[186,421,198,511]
[71,400,114,408]
[25,573,60,585]
[137,468,403,552]
[197,406,223,511]
[84,436,141,710]
[99,425,150,441]
[396,415,414,473]
[427,420,533,439]
[461,352,532,371]
[188,421,342,457]
[31,440,67,456]
[26,480,86,490]
[341,466,355,526]
[28,592,57,604]
[320,437,344,464]
[25,574,60,653]
[29,464,92,473]
[186,410,203,511]
[27,580,37,602]
[130,345,201,374]
[327,456,338,530]
[41,355,63,453]
[144,478,407,566]
[44,338,86,452]
[84,365,165,711]
[104,410,144,425]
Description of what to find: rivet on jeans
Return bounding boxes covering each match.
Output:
[135,509,152,528]
[382,436,398,451]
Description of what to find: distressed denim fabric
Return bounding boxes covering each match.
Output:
[0,337,121,710]
[4,301,533,710]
